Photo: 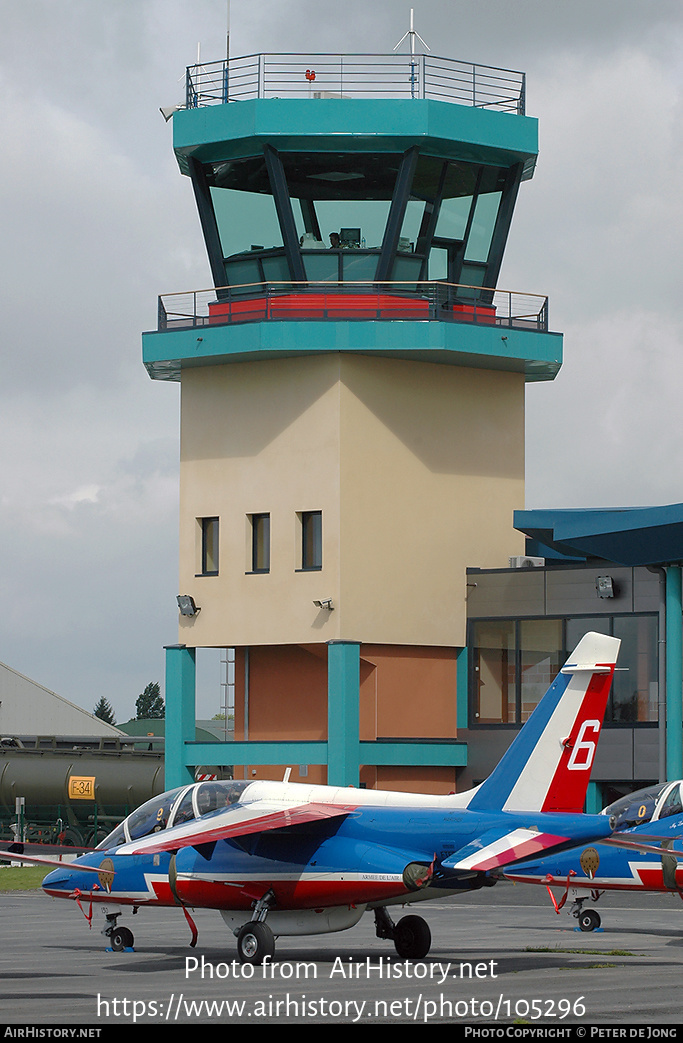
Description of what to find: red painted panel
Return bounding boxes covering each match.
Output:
[174,875,409,910]
[207,294,431,324]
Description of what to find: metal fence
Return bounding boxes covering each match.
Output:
[157,282,547,333]
[185,53,526,114]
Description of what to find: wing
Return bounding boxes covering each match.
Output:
[441,826,572,873]
[115,799,358,855]
[602,834,683,858]
[0,846,103,873]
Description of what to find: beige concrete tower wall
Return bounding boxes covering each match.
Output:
[337,355,525,646]
[178,355,343,648]
[176,352,525,649]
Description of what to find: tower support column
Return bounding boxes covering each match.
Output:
[666,567,683,779]
[327,641,360,786]
[164,644,196,789]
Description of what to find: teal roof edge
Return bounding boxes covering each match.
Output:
[173,98,538,171]
[143,320,562,383]
[515,505,683,566]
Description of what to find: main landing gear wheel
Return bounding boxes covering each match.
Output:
[374,907,432,959]
[578,909,601,933]
[237,922,275,965]
[393,915,432,959]
[110,926,135,951]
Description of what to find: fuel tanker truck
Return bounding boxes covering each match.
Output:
[0,735,165,847]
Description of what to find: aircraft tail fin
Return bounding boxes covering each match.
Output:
[467,631,620,815]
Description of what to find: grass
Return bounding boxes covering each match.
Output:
[524,946,640,956]
[560,963,618,969]
[0,866,48,891]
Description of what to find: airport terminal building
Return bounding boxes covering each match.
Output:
[143,50,682,809]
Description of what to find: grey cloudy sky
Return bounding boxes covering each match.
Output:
[1,1,681,722]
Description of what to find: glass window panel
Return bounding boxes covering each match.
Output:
[293,200,309,244]
[399,199,427,253]
[428,246,448,281]
[342,252,379,282]
[251,513,270,573]
[612,616,658,723]
[565,617,611,653]
[210,185,283,260]
[261,253,291,282]
[391,253,423,288]
[126,788,186,840]
[282,152,401,256]
[400,155,446,255]
[658,781,683,819]
[303,252,340,282]
[314,199,393,251]
[435,195,472,241]
[96,822,126,850]
[603,782,667,827]
[464,190,502,263]
[458,264,488,296]
[301,511,322,570]
[224,256,263,288]
[171,787,197,826]
[201,517,219,575]
[472,620,516,723]
[434,163,477,241]
[519,619,563,723]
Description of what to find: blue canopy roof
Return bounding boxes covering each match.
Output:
[514,504,683,567]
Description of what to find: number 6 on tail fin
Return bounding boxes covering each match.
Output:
[466,632,620,815]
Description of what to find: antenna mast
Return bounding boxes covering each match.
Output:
[393,9,430,98]
[224,1,231,103]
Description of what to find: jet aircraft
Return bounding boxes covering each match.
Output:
[2,631,622,963]
[503,779,683,931]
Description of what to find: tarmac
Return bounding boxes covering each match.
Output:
[2,879,683,1027]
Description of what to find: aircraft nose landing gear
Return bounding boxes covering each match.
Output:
[374,907,431,958]
[577,906,601,932]
[571,896,602,932]
[103,912,135,951]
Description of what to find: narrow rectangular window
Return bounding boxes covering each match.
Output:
[471,620,515,724]
[250,513,270,573]
[301,511,322,571]
[200,517,219,575]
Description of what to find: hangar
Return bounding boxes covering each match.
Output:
[0,660,123,739]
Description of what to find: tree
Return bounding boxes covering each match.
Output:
[93,697,116,725]
[136,682,164,720]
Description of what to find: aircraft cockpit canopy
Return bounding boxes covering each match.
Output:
[602,781,683,830]
[96,780,252,850]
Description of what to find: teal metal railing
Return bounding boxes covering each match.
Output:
[185,53,526,114]
[156,281,548,333]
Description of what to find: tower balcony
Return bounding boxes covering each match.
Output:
[183,52,526,114]
[142,278,562,383]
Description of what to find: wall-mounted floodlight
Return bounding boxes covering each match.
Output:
[313,598,334,611]
[160,105,183,122]
[596,575,614,599]
[177,594,200,616]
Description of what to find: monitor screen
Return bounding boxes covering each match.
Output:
[340,228,361,247]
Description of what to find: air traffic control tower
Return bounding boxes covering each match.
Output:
[142,52,563,792]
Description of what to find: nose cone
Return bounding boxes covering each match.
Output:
[42,855,112,897]
[42,865,78,896]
